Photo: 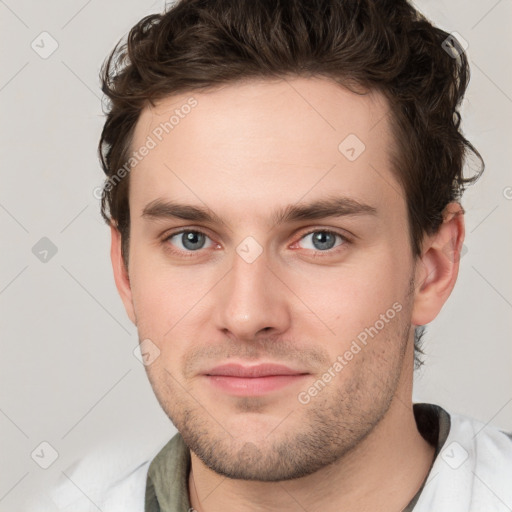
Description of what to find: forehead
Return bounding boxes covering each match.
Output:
[128,77,403,225]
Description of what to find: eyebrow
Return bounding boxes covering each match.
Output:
[142,195,377,226]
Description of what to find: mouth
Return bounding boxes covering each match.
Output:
[203,363,310,396]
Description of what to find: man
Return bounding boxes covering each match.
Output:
[45,0,512,510]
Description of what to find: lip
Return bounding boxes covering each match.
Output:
[205,363,307,378]
[203,363,309,396]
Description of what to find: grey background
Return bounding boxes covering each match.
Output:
[1,0,511,510]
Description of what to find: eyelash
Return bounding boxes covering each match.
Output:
[162,227,351,258]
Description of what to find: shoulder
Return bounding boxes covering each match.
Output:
[98,459,152,512]
[23,440,161,512]
[414,408,512,512]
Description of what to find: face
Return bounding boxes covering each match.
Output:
[117,77,421,480]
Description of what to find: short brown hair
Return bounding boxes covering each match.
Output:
[98,0,484,366]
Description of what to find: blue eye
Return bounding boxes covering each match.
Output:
[298,230,346,251]
[163,228,348,257]
[166,230,214,252]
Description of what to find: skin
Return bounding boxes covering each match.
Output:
[111,76,465,512]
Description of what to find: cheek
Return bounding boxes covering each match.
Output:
[128,250,216,349]
[128,251,180,338]
[290,246,410,340]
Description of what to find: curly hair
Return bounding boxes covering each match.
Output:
[98,0,484,368]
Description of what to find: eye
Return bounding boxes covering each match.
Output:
[165,229,215,252]
[163,228,349,257]
[296,229,347,252]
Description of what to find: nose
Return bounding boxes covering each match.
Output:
[213,247,291,342]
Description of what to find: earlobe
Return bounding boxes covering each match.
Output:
[110,224,137,325]
[411,202,465,326]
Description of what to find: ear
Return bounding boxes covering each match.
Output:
[411,202,465,326]
[110,224,136,325]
